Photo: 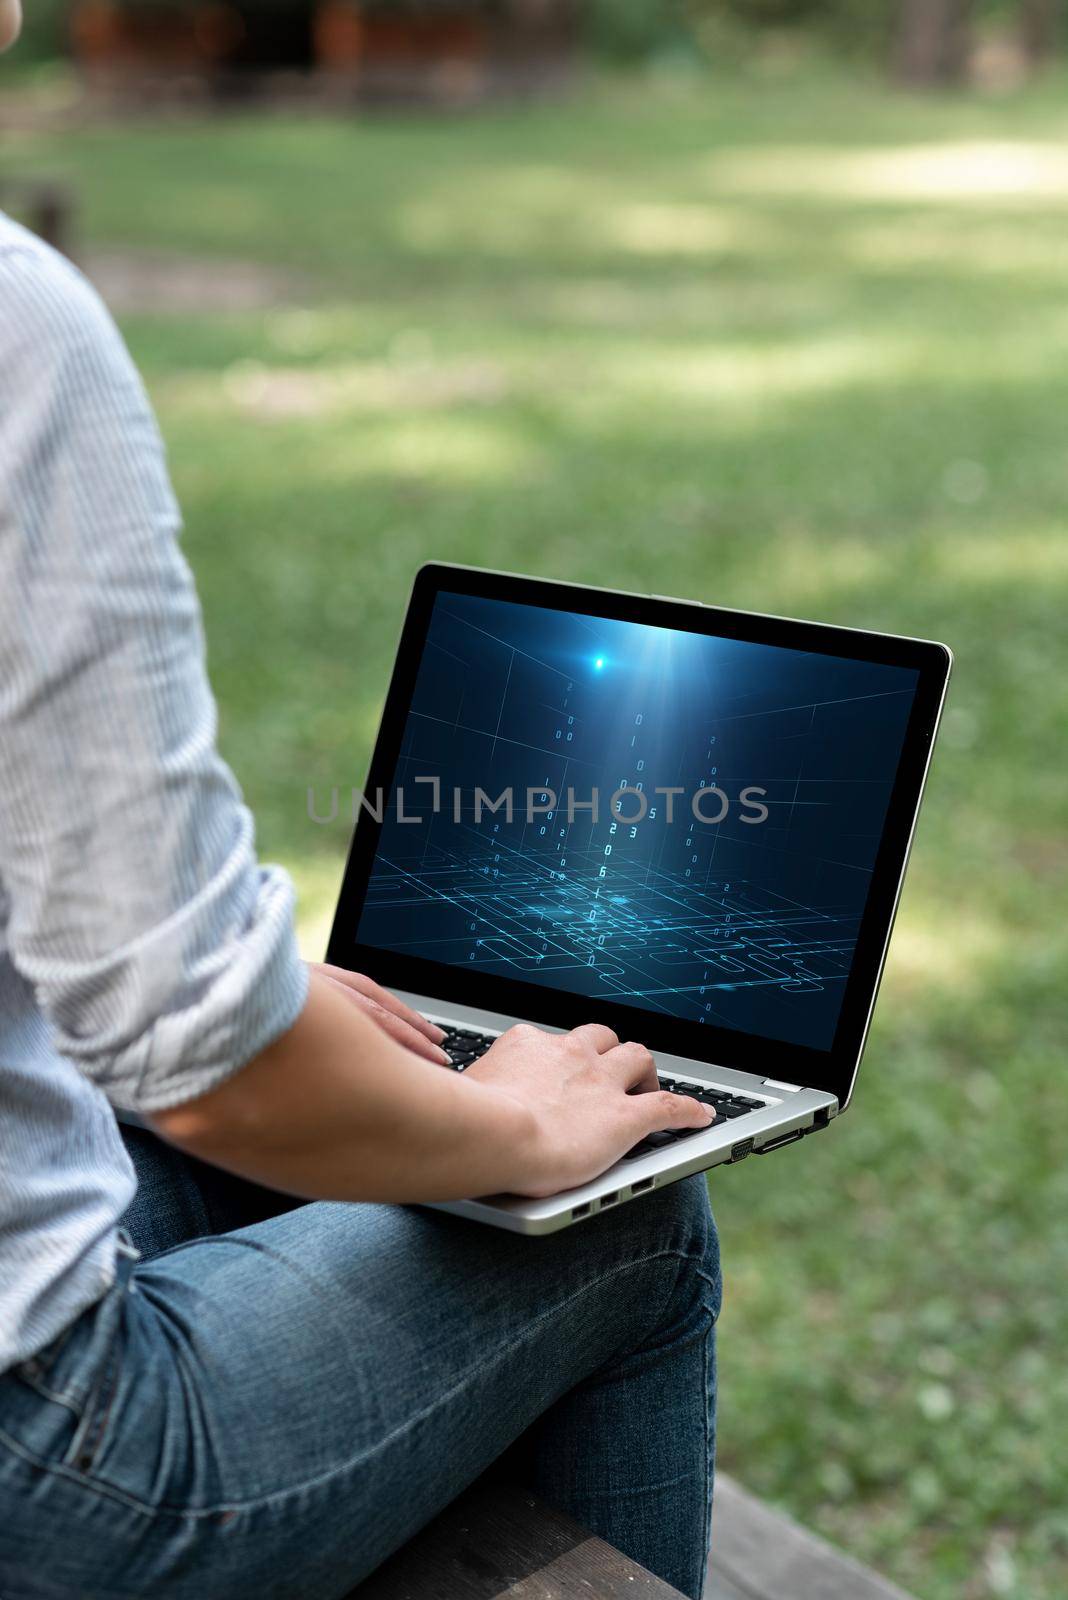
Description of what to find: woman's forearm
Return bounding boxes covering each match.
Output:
[149,969,538,1203]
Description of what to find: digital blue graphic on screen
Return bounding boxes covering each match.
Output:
[355,594,920,1050]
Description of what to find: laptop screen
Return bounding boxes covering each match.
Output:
[352,590,922,1055]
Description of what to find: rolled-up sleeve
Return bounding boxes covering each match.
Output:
[0,237,308,1112]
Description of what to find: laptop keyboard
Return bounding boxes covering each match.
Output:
[440,1026,497,1069]
[438,1027,766,1160]
[625,1078,765,1161]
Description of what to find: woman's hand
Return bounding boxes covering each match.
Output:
[152,977,712,1205]
[309,963,450,1066]
[464,1023,715,1198]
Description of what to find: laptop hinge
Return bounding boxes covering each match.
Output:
[762,1077,804,1093]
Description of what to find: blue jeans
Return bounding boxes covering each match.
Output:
[0,1130,721,1600]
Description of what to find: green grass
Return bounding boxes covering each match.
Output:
[7,63,1068,1599]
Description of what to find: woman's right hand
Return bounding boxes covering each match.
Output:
[464,1023,715,1198]
[151,976,713,1208]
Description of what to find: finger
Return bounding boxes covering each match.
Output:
[316,964,447,1043]
[362,1001,453,1066]
[567,1023,620,1056]
[635,1090,715,1136]
[319,975,451,1064]
[600,1039,659,1093]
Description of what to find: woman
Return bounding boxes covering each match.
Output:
[0,5,721,1594]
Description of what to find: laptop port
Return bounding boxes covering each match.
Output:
[571,1202,592,1219]
[756,1129,804,1155]
[630,1177,655,1194]
[600,1191,619,1207]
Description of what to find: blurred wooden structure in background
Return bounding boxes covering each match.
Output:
[893,0,1060,86]
[67,0,577,107]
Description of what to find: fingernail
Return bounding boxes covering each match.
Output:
[433,1046,452,1066]
[427,1023,447,1042]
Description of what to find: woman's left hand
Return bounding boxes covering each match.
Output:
[307,964,451,1065]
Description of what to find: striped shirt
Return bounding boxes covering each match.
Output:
[0,212,308,1371]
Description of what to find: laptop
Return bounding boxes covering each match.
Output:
[326,564,951,1233]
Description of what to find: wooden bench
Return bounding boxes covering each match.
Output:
[707,1475,917,1600]
[353,1475,918,1600]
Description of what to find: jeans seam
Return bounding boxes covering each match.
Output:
[701,1300,714,1570]
[0,1244,707,1524]
[63,1331,122,1475]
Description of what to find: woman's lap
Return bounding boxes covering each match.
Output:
[0,1137,720,1600]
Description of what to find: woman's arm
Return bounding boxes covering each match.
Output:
[0,234,711,1201]
[150,966,713,1202]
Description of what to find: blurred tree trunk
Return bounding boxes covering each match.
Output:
[1019,0,1060,66]
[893,0,975,86]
